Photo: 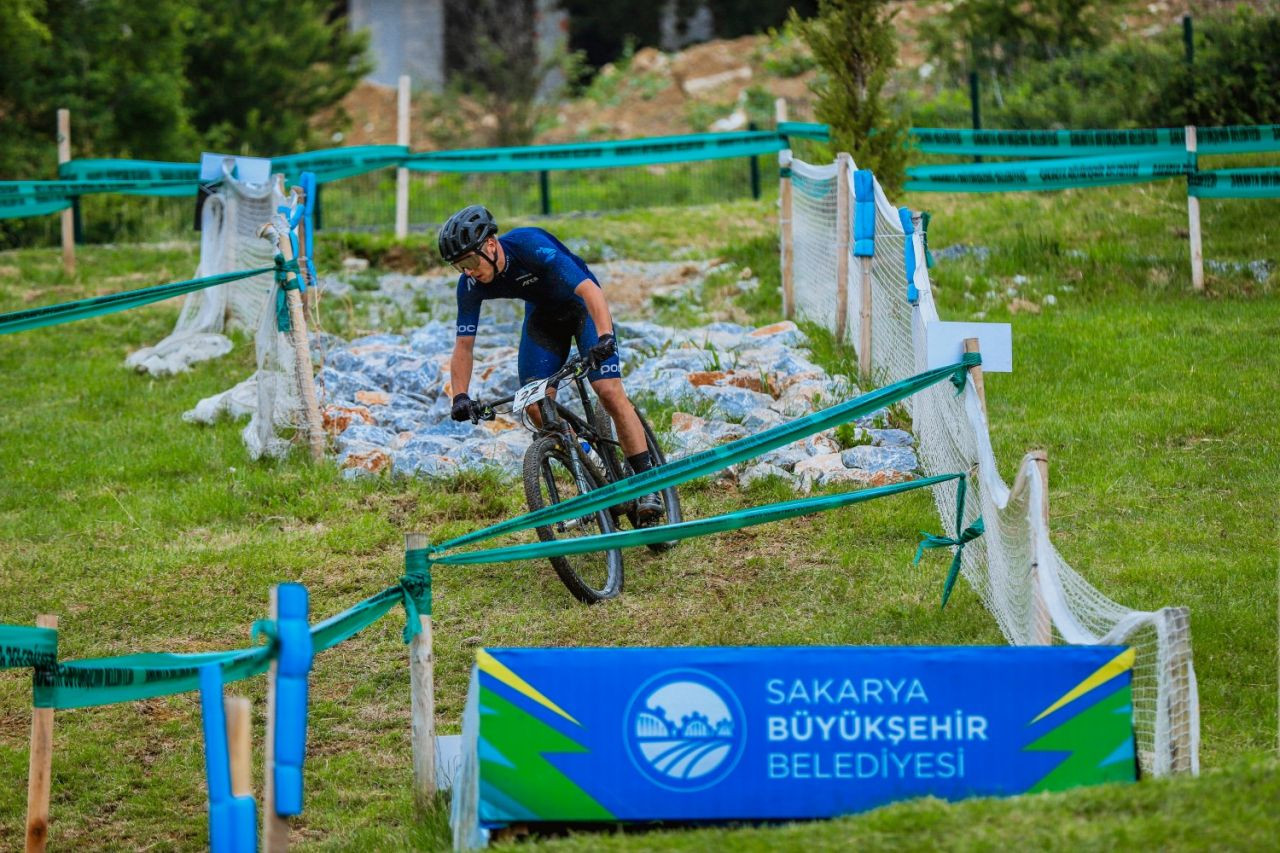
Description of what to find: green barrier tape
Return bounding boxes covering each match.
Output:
[0,195,70,221]
[911,125,1280,157]
[34,643,275,710]
[35,579,413,710]
[404,130,785,174]
[436,355,980,552]
[400,549,434,642]
[432,473,965,566]
[1,625,57,669]
[1189,168,1280,199]
[906,150,1190,193]
[0,265,279,336]
[58,158,200,187]
[778,122,832,142]
[274,145,408,183]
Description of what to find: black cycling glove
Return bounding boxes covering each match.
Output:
[589,333,617,368]
[451,392,476,422]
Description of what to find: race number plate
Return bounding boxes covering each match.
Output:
[512,378,549,412]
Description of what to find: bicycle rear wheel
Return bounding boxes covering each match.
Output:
[522,434,624,603]
[594,401,684,552]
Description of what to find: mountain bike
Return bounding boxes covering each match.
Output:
[472,353,682,603]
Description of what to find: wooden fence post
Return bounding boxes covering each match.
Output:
[25,614,57,853]
[1030,452,1054,645]
[963,338,987,416]
[56,111,75,277]
[225,696,253,799]
[406,532,437,809]
[775,98,795,320]
[835,152,851,344]
[262,221,326,461]
[262,587,289,852]
[1164,606,1195,773]
[1185,125,1204,292]
[395,75,411,239]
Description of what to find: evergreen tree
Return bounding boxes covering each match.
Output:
[184,0,371,156]
[791,0,907,192]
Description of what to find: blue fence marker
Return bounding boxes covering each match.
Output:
[273,583,314,817]
[853,170,876,258]
[300,172,318,285]
[898,207,919,305]
[199,664,258,853]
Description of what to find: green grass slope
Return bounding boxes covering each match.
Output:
[0,175,1275,848]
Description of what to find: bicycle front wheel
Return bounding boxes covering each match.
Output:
[522,435,624,603]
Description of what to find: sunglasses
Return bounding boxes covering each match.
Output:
[451,254,484,273]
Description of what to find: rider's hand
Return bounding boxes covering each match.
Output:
[589,333,617,368]
[451,392,476,422]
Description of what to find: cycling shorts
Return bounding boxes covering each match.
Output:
[517,301,621,385]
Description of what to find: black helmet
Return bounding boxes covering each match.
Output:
[438,205,498,262]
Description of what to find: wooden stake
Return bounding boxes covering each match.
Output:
[1185,126,1204,292]
[224,696,253,798]
[859,255,873,386]
[1164,605,1195,773]
[1030,452,1054,645]
[395,75,411,239]
[262,221,326,461]
[406,532,437,809]
[963,338,987,416]
[262,588,289,852]
[834,152,851,344]
[25,614,57,853]
[776,98,795,319]
[56,111,74,277]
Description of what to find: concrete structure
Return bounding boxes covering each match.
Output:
[349,0,446,89]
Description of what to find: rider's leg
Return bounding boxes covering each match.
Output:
[519,307,571,428]
[592,378,647,458]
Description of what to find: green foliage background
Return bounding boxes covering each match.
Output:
[791,0,908,192]
[0,0,369,181]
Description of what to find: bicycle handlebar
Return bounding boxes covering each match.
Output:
[470,353,592,423]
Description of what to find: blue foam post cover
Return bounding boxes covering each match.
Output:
[898,207,919,304]
[300,172,317,285]
[199,665,257,853]
[273,583,314,817]
[853,169,876,257]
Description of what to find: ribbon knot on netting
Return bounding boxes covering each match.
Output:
[915,518,985,609]
[250,618,280,649]
[913,474,985,608]
[399,549,434,642]
[272,254,301,290]
[950,351,982,395]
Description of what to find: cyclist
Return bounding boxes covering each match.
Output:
[438,204,664,522]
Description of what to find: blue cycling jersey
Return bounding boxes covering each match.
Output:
[454,227,598,337]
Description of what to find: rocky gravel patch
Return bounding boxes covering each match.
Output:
[316,303,920,490]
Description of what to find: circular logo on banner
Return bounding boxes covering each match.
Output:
[624,669,746,791]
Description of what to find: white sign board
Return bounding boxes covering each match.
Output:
[925,321,1013,372]
[199,152,272,184]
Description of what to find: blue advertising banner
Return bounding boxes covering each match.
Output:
[453,645,1135,845]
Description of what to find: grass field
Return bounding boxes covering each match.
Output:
[0,175,1276,849]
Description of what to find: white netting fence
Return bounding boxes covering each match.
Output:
[182,205,308,461]
[784,152,1199,777]
[125,164,285,376]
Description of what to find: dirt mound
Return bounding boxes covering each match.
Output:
[324,1,1251,149]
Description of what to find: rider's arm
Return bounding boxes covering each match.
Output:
[574,280,613,337]
[450,335,475,397]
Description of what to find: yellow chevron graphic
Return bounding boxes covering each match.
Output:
[1031,647,1135,724]
[477,649,580,726]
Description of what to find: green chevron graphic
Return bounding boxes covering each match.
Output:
[478,685,613,821]
[1025,684,1136,792]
